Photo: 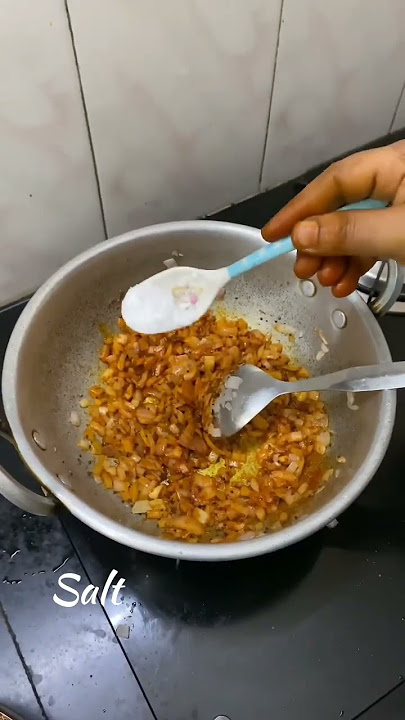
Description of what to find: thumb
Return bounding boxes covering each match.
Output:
[292,206,405,263]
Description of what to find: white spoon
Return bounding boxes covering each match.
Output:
[121,200,385,334]
[121,237,292,334]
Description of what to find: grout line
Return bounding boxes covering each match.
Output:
[389,78,405,134]
[258,0,285,192]
[352,679,404,719]
[59,515,159,720]
[0,602,49,720]
[64,0,108,239]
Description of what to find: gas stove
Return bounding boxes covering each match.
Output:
[2,132,405,720]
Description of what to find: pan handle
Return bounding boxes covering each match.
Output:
[0,429,56,515]
[0,464,56,515]
[368,259,404,317]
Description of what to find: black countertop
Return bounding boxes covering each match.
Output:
[1,149,405,720]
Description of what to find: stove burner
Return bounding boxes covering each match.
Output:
[359,261,405,314]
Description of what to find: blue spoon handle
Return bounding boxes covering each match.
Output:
[227,198,386,280]
[227,237,293,278]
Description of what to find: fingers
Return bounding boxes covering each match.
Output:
[262,142,405,242]
[294,253,322,279]
[317,257,348,287]
[294,254,373,297]
[261,142,405,298]
[294,255,349,286]
[332,258,375,298]
[292,206,405,263]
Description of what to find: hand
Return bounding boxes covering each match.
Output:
[261,141,405,297]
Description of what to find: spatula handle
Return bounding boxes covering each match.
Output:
[292,361,405,394]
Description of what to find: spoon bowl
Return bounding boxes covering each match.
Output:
[218,361,405,436]
[121,238,293,334]
[121,265,228,334]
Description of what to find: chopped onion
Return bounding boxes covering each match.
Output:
[194,507,209,524]
[217,384,238,409]
[225,375,243,390]
[163,257,177,269]
[317,430,331,447]
[240,531,256,541]
[213,397,221,414]
[69,410,80,427]
[132,500,151,514]
[172,250,183,258]
[321,468,334,482]
[116,624,130,639]
[327,518,339,529]
[286,461,299,474]
[149,484,163,499]
[337,455,346,464]
[316,350,325,361]
[219,391,231,406]
[316,328,329,346]
[321,343,329,354]
[113,478,128,492]
[347,392,359,410]
[209,426,221,438]
[275,323,296,336]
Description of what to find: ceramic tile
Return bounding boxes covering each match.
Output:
[261,0,405,190]
[0,0,104,307]
[67,0,282,237]
[392,81,405,132]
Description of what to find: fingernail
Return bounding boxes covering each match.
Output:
[295,220,319,249]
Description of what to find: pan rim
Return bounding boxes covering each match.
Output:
[1,220,396,560]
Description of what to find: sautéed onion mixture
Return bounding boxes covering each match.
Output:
[80,312,335,543]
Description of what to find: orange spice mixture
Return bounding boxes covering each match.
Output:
[80,313,333,543]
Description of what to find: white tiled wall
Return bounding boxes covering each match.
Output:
[392,82,405,132]
[261,0,405,190]
[0,0,104,306]
[66,0,282,237]
[1,0,405,307]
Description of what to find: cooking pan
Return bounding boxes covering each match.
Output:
[0,221,403,560]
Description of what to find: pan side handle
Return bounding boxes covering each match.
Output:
[0,464,56,515]
[0,429,56,515]
[368,260,404,316]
